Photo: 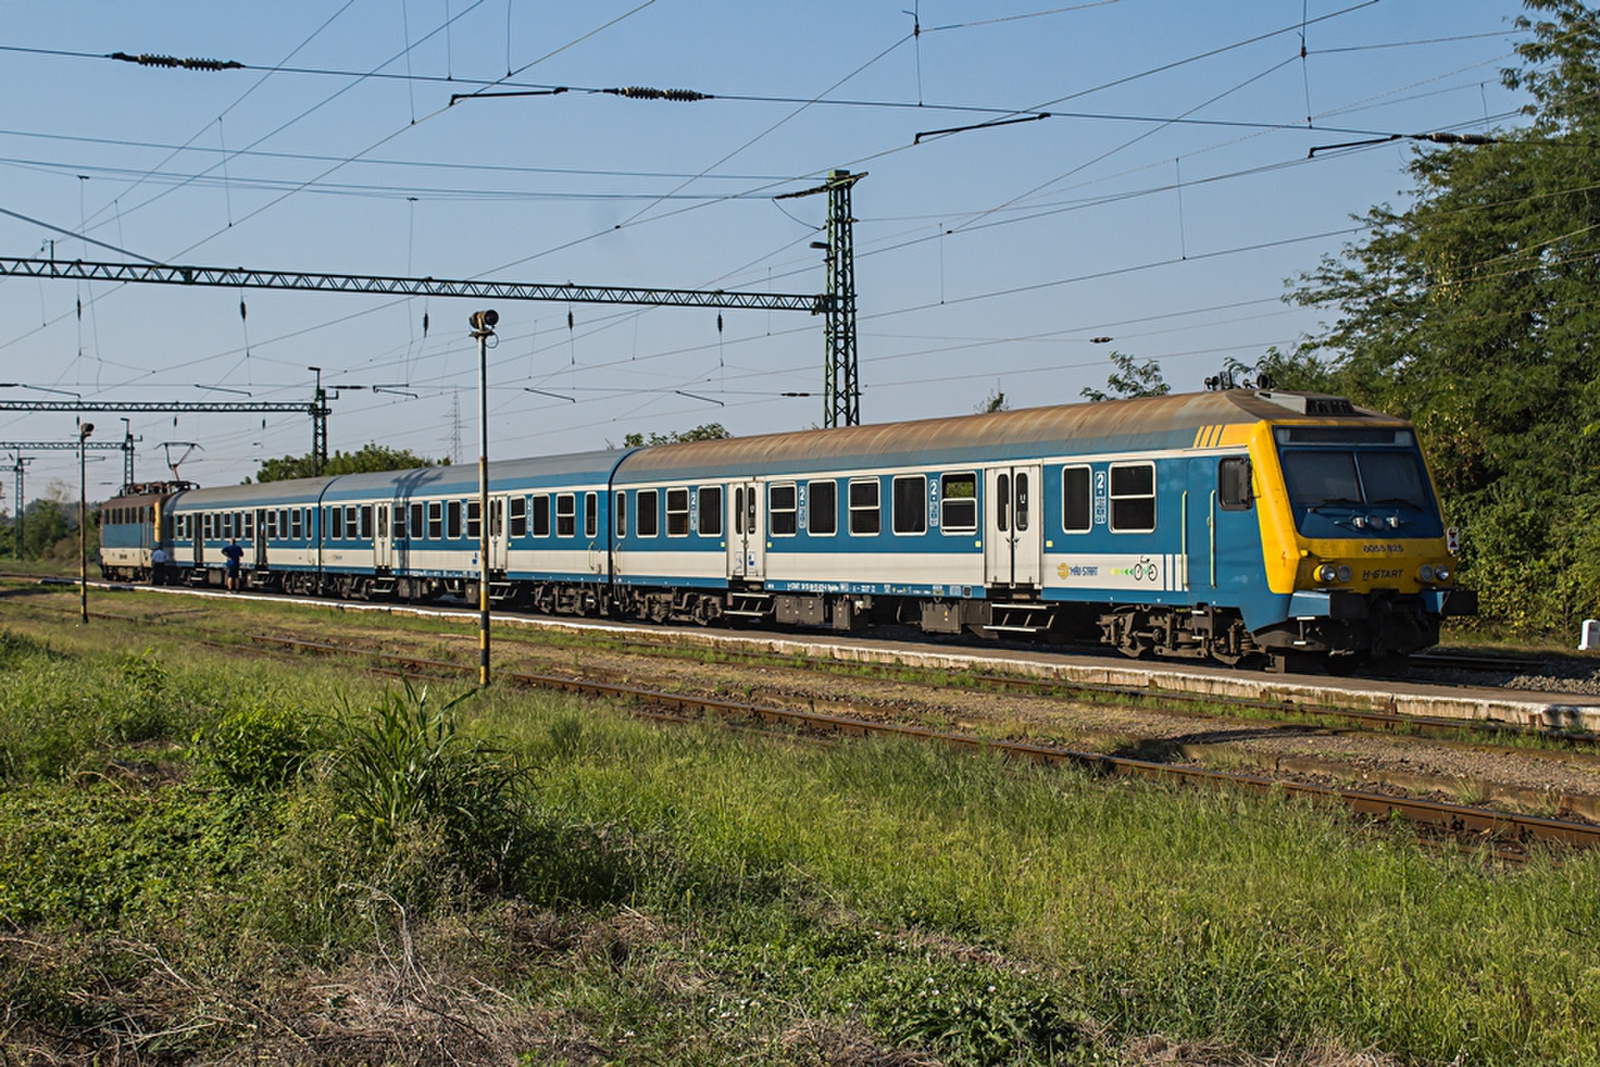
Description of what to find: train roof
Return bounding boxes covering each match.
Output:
[613,390,1404,481]
[170,449,630,509]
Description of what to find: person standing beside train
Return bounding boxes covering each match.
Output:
[149,544,169,587]
[222,537,244,591]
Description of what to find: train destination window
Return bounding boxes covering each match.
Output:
[637,490,659,537]
[447,501,463,540]
[614,494,626,538]
[585,493,598,539]
[941,473,976,532]
[532,494,551,537]
[1109,463,1156,532]
[809,480,837,535]
[666,489,690,536]
[467,500,481,540]
[1218,457,1253,510]
[361,505,374,539]
[1063,466,1092,532]
[769,484,797,536]
[292,510,303,540]
[698,487,722,537]
[428,501,443,540]
[510,497,527,538]
[849,479,880,536]
[556,494,576,538]
[893,475,927,534]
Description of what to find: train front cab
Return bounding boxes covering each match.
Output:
[1243,404,1476,660]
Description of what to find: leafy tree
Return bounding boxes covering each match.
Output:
[1080,352,1170,402]
[1287,0,1600,632]
[22,499,69,559]
[622,423,732,448]
[978,388,1011,413]
[251,443,446,484]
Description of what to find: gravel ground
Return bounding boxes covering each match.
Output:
[1394,653,1600,695]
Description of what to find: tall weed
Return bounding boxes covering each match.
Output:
[325,682,539,893]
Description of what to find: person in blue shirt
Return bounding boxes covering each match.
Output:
[221,537,244,591]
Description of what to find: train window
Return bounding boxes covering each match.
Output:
[1109,463,1156,533]
[1218,457,1253,510]
[378,507,388,539]
[409,503,422,540]
[941,473,977,533]
[666,489,690,536]
[447,501,463,540]
[1062,466,1092,532]
[556,494,576,537]
[733,488,744,535]
[698,487,722,537]
[510,497,527,538]
[770,484,797,536]
[428,502,443,540]
[394,505,407,540]
[849,479,880,536]
[637,490,659,537]
[584,493,598,539]
[532,494,550,537]
[996,474,1010,533]
[278,509,288,538]
[809,480,837,536]
[266,511,277,539]
[467,500,481,540]
[893,475,927,535]
[1015,472,1030,532]
[292,510,303,540]
[244,512,254,538]
[361,505,374,539]
[344,506,358,539]
[491,499,502,537]
[615,493,626,538]
[331,507,344,540]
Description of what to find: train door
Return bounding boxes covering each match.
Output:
[728,481,765,581]
[254,509,268,568]
[375,503,393,569]
[984,465,1042,588]
[488,496,508,571]
[1186,455,1258,600]
[192,514,204,566]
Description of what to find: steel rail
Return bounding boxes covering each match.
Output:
[247,632,1600,852]
[7,572,1595,749]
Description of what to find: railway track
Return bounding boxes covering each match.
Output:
[10,574,1600,752]
[246,632,1600,856]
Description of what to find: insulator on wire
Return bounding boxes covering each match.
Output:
[109,51,243,71]
[605,86,710,102]
[239,299,247,321]
[422,311,429,337]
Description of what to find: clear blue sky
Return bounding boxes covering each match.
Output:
[0,0,1531,495]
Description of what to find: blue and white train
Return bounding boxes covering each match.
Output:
[98,389,1477,666]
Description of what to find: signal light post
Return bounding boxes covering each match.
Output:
[469,309,499,686]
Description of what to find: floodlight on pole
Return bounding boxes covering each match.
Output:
[469,309,498,686]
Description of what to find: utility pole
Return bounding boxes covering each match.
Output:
[468,310,499,688]
[6,455,30,558]
[119,418,139,490]
[308,367,329,474]
[776,169,865,427]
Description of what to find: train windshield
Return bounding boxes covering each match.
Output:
[1279,449,1431,511]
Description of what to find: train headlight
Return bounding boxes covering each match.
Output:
[1337,564,1351,583]
[1435,565,1451,583]
[1316,563,1351,584]
[1418,564,1436,583]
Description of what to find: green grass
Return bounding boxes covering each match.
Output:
[1,611,1599,1063]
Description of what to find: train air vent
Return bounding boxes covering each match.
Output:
[1254,391,1356,416]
